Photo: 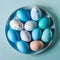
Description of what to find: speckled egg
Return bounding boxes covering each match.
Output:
[38,17,51,29]
[25,21,37,31]
[31,6,42,21]
[17,41,29,53]
[41,28,53,43]
[20,30,31,42]
[30,41,44,51]
[10,19,24,31]
[17,9,30,22]
[7,29,20,43]
[32,28,42,40]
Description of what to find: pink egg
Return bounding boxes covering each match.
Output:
[30,41,44,51]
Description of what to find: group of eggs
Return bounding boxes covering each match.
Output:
[6,6,54,54]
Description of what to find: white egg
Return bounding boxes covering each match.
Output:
[25,21,37,31]
[31,6,42,21]
[10,19,24,31]
[20,30,31,42]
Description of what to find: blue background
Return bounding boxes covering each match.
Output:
[0,0,60,60]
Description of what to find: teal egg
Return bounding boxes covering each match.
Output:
[17,41,29,54]
[17,9,30,22]
[41,28,53,43]
[7,29,20,43]
[32,28,42,40]
[38,17,51,29]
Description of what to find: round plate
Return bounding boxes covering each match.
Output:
[5,6,56,55]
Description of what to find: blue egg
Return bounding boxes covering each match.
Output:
[17,41,29,54]
[38,17,51,29]
[32,28,42,40]
[17,9,30,22]
[41,28,53,43]
[7,29,20,43]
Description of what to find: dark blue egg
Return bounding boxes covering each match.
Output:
[17,9,30,22]
[7,29,20,43]
[17,41,30,54]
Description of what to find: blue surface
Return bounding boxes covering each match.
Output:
[0,0,60,60]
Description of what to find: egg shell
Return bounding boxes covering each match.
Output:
[17,9,30,22]
[17,41,29,53]
[7,29,20,43]
[10,19,24,31]
[20,30,31,42]
[30,41,44,51]
[25,21,37,31]
[31,6,42,21]
[32,28,42,40]
[38,17,51,29]
[41,28,53,43]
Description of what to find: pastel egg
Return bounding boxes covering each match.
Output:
[25,21,37,31]
[30,41,44,51]
[17,9,30,22]
[7,29,20,43]
[32,28,42,40]
[31,6,42,21]
[10,19,24,31]
[17,41,29,53]
[38,17,51,29]
[20,30,31,42]
[41,28,53,43]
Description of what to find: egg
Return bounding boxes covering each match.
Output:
[32,28,42,40]
[30,41,44,51]
[17,41,29,53]
[10,19,24,31]
[31,6,42,21]
[41,28,53,43]
[7,29,20,43]
[20,30,31,42]
[25,21,37,31]
[38,17,51,29]
[17,9,30,22]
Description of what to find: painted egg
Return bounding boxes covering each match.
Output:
[17,41,29,53]
[7,29,20,43]
[41,28,53,43]
[31,6,42,21]
[38,17,51,29]
[17,9,30,22]
[25,21,37,31]
[20,30,31,42]
[30,41,44,51]
[32,28,42,40]
[10,19,24,31]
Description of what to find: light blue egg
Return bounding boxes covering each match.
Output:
[41,28,53,43]
[38,17,51,29]
[17,41,29,53]
[7,29,20,43]
[32,28,42,40]
[17,9,30,22]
